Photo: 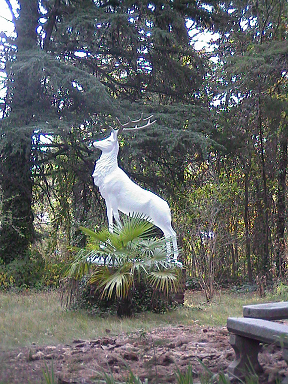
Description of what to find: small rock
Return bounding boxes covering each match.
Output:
[101,337,114,346]
[45,354,54,360]
[58,376,78,384]
[225,351,234,359]
[175,337,188,347]
[122,351,139,361]
[62,347,72,355]
[167,342,176,348]
[279,368,288,376]
[107,355,119,365]
[75,343,86,348]
[180,344,187,351]
[45,346,57,352]
[159,353,174,366]
[31,351,45,361]
[58,378,70,384]
[115,340,126,347]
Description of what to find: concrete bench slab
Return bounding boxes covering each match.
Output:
[227,317,288,383]
[243,301,288,320]
[228,317,288,346]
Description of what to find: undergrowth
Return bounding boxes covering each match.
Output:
[40,362,282,384]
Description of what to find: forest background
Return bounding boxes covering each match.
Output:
[0,0,287,300]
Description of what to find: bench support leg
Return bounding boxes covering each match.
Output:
[282,348,288,384]
[228,334,263,380]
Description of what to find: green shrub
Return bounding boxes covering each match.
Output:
[274,281,288,300]
[0,268,15,289]
[0,250,66,290]
[185,276,201,290]
[0,250,44,289]
[40,261,66,289]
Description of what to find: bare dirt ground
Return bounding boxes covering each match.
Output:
[1,324,287,384]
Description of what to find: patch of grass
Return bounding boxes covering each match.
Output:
[42,361,57,384]
[0,286,287,350]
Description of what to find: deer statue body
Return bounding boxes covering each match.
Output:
[92,116,179,261]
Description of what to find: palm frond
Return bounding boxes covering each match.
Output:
[108,232,127,250]
[114,213,156,243]
[66,248,92,280]
[89,266,111,285]
[148,270,179,296]
[85,250,120,267]
[90,266,134,299]
[80,226,110,243]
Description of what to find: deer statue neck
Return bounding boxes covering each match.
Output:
[92,134,119,188]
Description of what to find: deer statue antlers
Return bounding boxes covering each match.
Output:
[115,114,156,134]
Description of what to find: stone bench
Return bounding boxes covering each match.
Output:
[227,317,288,383]
[243,301,288,320]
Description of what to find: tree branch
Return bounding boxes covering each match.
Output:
[43,0,61,50]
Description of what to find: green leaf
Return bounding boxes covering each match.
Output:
[79,226,110,242]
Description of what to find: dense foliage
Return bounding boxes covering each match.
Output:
[0,0,287,297]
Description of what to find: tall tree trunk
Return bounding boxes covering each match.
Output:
[275,124,287,277]
[258,95,270,275]
[244,168,253,282]
[230,243,236,280]
[0,144,34,263]
[0,0,38,263]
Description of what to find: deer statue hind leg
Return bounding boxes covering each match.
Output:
[112,209,122,229]
[163,227,179,262]
[150,202,179,263]
[170,229,179,261]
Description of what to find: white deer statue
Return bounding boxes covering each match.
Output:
[92,115,179,262]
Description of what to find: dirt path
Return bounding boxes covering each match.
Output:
[1,325,287,383]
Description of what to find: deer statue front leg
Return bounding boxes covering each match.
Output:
[106,202,114,233]
[105,194,122,232]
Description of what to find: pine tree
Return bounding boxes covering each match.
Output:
[0,0,116,263]
[0,0,227,263]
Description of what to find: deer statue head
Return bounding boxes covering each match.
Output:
[93,129,119,153]
[93,114,156,154]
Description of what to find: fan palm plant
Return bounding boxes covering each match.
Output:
[66,214,181,315]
